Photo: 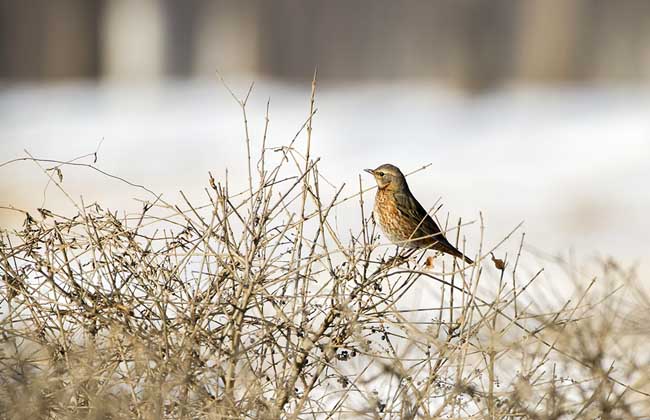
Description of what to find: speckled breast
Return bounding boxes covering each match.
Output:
[374,189,417,248]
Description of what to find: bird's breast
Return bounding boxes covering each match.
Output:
[374,190,414,246]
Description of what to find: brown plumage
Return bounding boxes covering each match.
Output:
[365,164,474,264]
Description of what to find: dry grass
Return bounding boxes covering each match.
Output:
[1,79,649,419]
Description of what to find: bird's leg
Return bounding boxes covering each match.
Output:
[385,247,420,268]
[401,248,419,268]
[405,248,418,260]
[385,246,405,267]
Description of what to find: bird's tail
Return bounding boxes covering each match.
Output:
[439,241,474,265]
[452,248,474,265]
[461,253,474,265]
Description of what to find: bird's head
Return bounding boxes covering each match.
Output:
[364,164,407,191]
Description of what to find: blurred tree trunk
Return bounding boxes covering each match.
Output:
[451,0,520,92]
[192,0,260,77]
[515,0,585,82]
[162,0,199,77]
[588,0,650,81]
[100,0,165,80]
[0,0,102,80]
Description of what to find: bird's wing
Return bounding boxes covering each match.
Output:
[393,191,444,240]
[394,191,473,263]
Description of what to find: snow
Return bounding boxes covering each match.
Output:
[1,79,649,280]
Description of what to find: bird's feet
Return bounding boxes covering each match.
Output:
[385,254,409,267]
[384,248,417,268]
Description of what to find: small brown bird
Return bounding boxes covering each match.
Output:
[365,164,474,264]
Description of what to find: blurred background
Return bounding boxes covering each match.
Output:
[5,0,650,87]
[4,1,650,87]
[2,0,650,274]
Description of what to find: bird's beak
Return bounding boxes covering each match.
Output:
[364,168,374,175]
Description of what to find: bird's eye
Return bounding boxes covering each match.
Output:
[377,171,385,177]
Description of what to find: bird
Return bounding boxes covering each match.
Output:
[364,164,474,264]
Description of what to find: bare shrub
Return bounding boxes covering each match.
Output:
[1,80,649,419]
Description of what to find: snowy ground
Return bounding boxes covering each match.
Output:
[2,79,649,283]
